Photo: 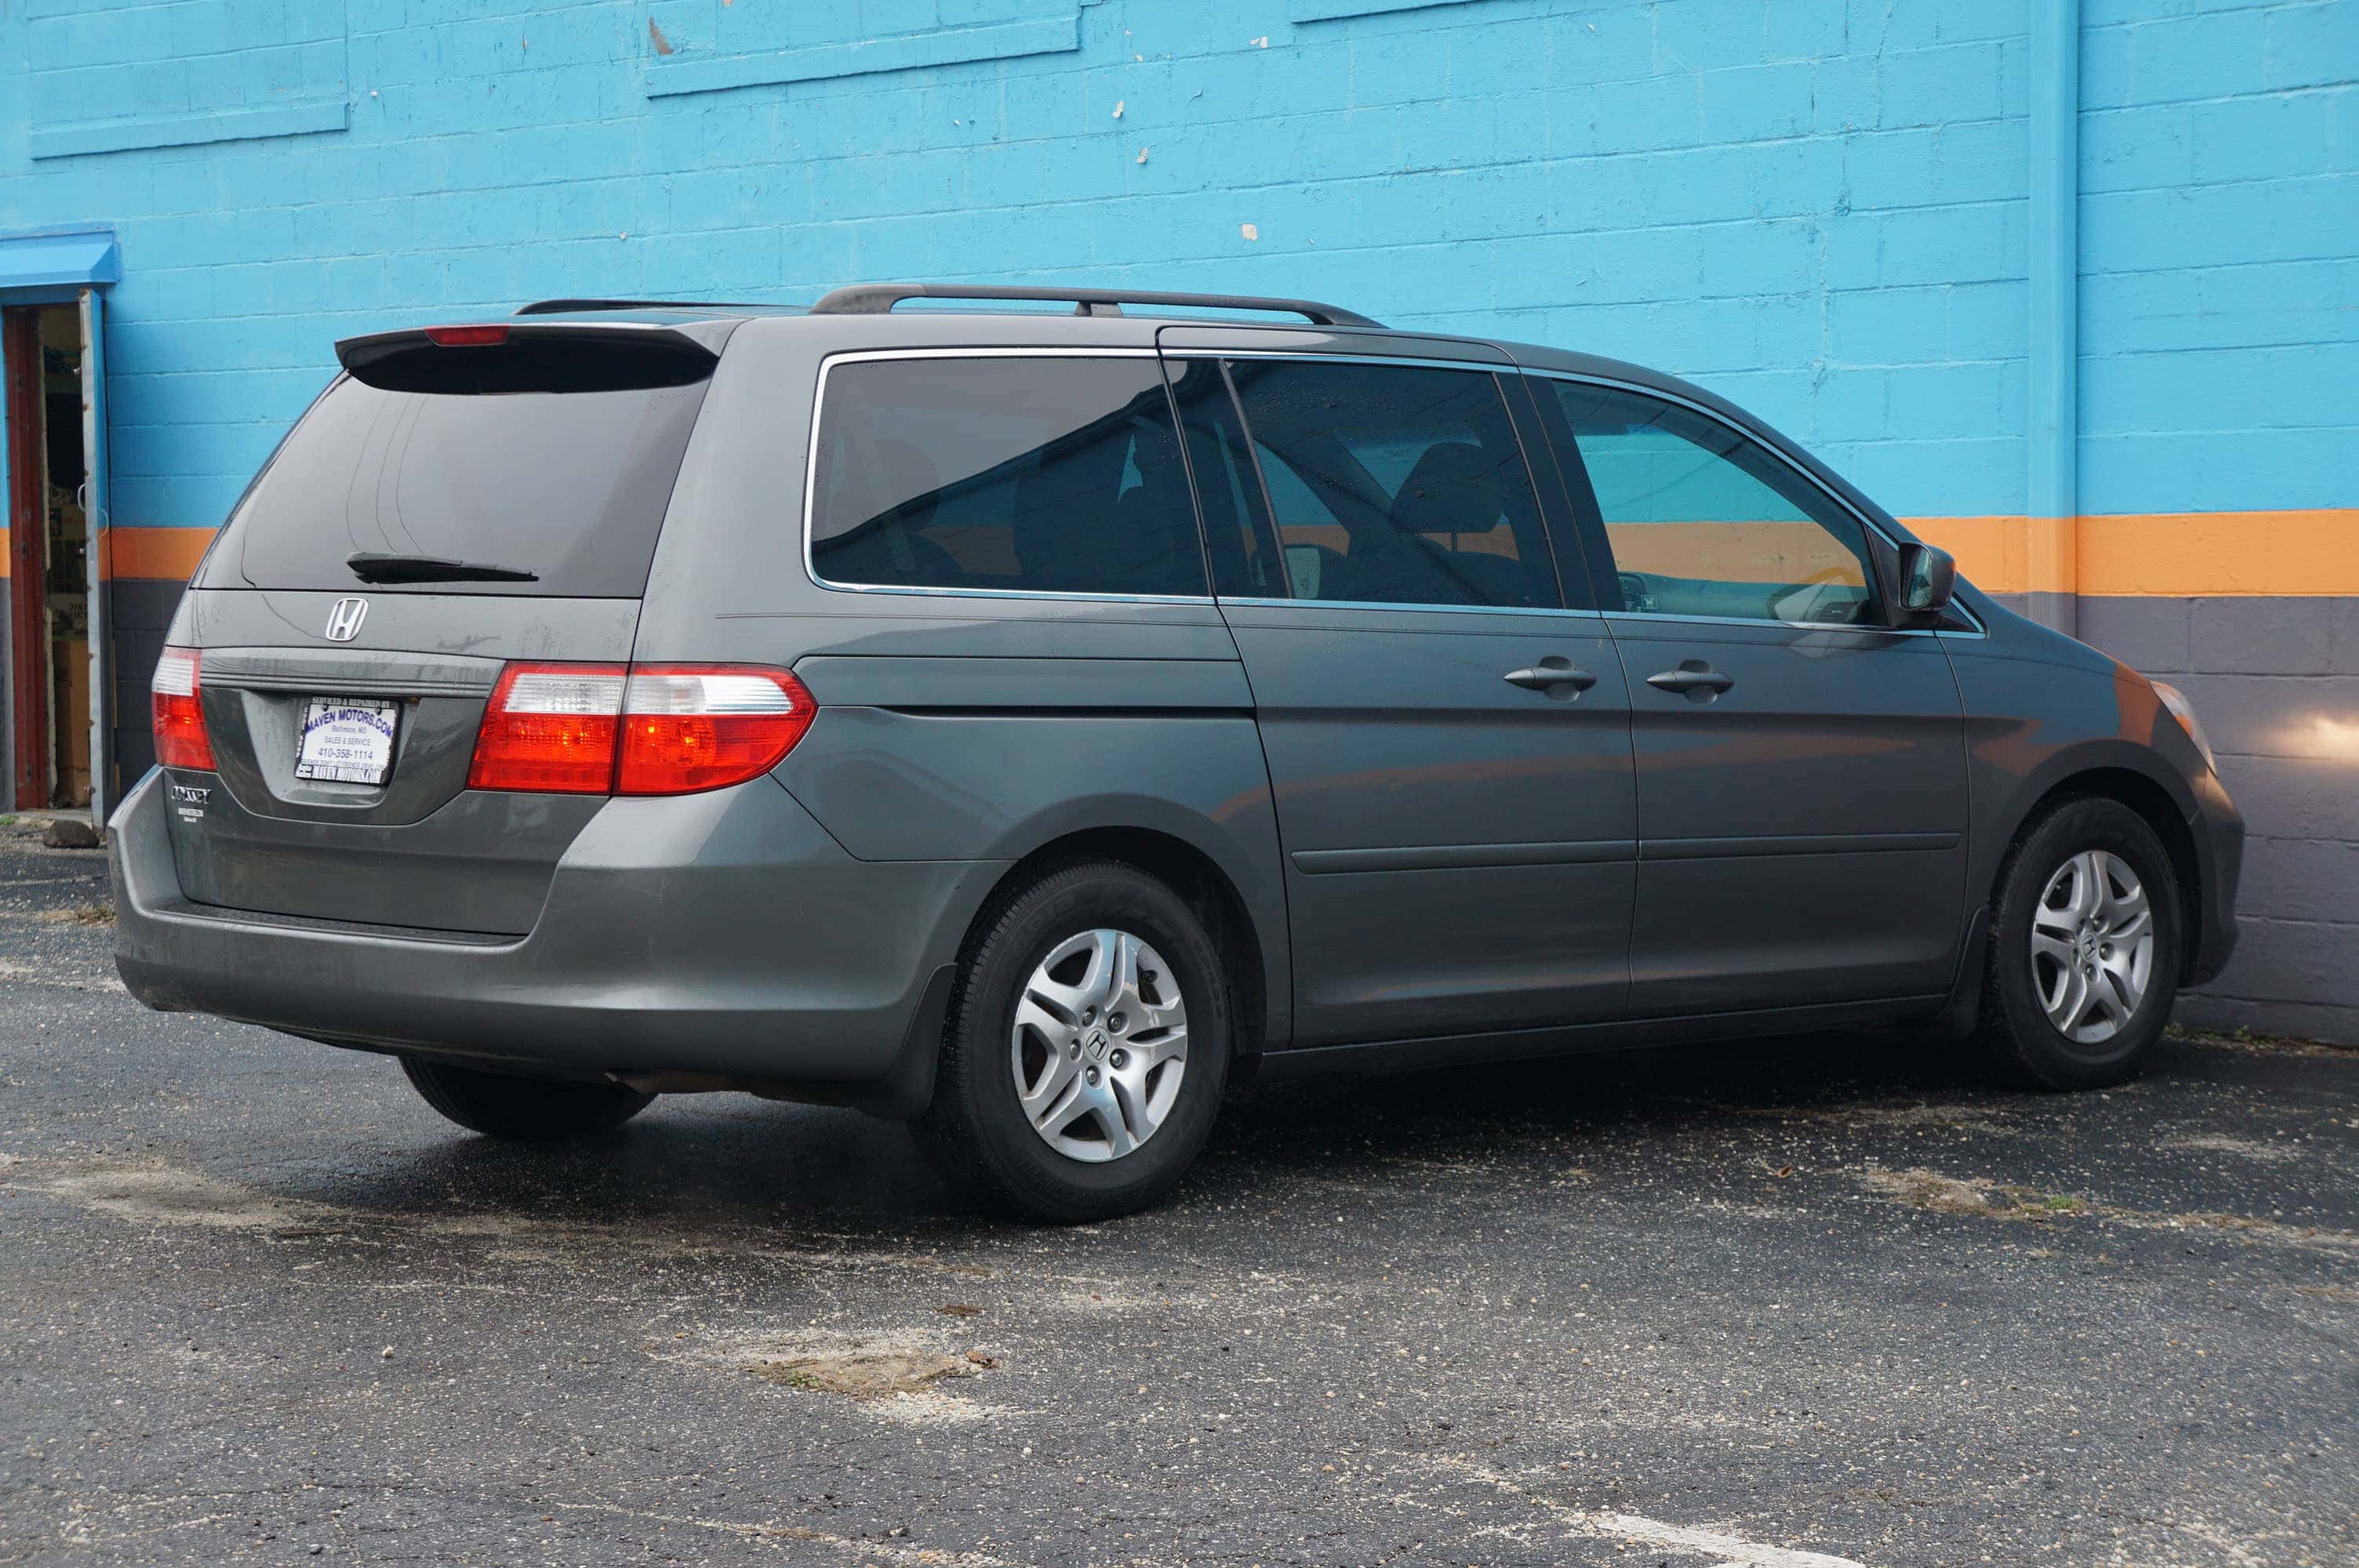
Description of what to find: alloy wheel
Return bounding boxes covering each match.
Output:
[1009,928,1190,1163]
[2030,850,2154,1046]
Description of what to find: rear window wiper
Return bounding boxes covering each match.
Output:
[346,551,540,585]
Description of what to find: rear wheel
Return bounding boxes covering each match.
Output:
[399,1055,652,1140]
[917,860,1230,1223]
[1977,797,2182,1089]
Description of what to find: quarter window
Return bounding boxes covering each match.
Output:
[1550,383,1877,626]
[1214,359,1560,610]
[809,356,1207,597]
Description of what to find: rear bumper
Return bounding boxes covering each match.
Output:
[110,768,1005,1099]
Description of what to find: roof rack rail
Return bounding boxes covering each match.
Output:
[808,283,1382,329]
[513,297,784,316]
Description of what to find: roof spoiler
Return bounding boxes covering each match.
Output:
[334,322,718,394]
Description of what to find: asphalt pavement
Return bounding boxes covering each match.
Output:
[2,818,2353,1567]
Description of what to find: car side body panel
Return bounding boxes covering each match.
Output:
[107,302,2242,1112]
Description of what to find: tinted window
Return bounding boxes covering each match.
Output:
[809,356,1207,597]
[1219,359,1558,609]
[1551,383,1877,626]
[209,375,710,597]
[1164,358,1282,597]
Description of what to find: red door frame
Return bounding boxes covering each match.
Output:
[4,308,49,809]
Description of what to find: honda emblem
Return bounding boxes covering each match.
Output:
[324,597,369,642]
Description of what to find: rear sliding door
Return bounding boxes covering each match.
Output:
[1165,341,1637,1048]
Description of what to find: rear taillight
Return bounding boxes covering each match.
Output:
[467,663,625,793]
[467,662,812,797]
[151,646,216,770]
[616,666,815,796]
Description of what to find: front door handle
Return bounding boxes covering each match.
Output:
[1645,665,1736,697]
[1503,658,1598,695]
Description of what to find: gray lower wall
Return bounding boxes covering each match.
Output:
[107,578,180,791]
[2072,594,2359,1044]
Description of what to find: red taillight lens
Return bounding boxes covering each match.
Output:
[616,666,815,796]
[151,646,216,770]
[465,662,812,796]
[467,663,625,793]
[423,324,510,347]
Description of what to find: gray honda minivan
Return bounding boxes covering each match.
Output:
[111,285,2242,1221]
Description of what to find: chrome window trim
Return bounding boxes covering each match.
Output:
[795,343,1989,635]
[799,347,1216,607]
[1216,596,1608,622]
[1519,365,1990,639]
[1605,608,1946,638]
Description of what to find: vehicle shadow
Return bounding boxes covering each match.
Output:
[308,1026,2057,1240]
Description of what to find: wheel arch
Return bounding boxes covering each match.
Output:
[1994,764,2203,983]
[964,825,1278,1067]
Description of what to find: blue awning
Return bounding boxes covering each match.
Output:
[0,228,120,292]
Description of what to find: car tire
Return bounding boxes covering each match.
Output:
[917,860,1231,1224]
[399,1055,653,1140]
[1977,797,2183,1091]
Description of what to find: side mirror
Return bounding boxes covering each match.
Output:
[1896,543,1956,622]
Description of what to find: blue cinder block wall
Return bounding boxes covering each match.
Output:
[0,0,2353,1034]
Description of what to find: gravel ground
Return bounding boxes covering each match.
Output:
[1,818,2353,1567]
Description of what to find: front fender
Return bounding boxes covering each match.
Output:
[1949,636,2235,979]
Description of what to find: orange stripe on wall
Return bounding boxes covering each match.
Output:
[100,527,216,582]
[2,526,212,579]
[1906,510,2359,597]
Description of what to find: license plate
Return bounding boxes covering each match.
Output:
[294,695,400,785]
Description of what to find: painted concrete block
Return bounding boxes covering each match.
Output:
[2190,597,2335,677]
[2078,595,2194,677]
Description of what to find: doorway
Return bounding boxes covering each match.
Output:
[4,303,91,809]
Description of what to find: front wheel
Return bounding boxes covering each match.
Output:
[916,861,1231,1223]
[1977,798,2182,1089]
[399,1055,652,1140]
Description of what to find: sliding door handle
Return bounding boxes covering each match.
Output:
[1645,666,1735,696]
[1504,659,1598,695]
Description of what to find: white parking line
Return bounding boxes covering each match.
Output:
[1442,1458,1869,1567]
[1575,1510,1867,1567]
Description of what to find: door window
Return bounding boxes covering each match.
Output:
[1549,382,1877,626]
[1212,358,1561,609]
[809,355,1207,597]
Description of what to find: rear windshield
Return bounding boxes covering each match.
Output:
[204,374,709,597]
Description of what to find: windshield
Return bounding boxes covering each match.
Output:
[202,373,710,597]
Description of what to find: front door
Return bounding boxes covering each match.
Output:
[1533,376,1969,1016]
[3,307,45,808]
[3,299,101,812]
[1164,348,1637,1048]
